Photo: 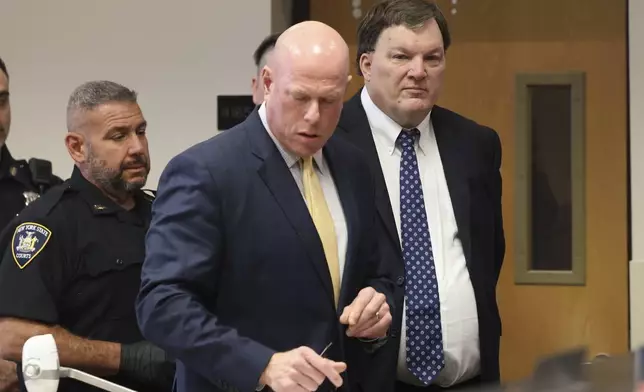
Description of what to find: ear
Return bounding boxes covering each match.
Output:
[261,66,273,97]
[359,52,373,82]
[65,132,87,164]
[251,76,258,91]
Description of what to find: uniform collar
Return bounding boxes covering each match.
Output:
[69,166,149,224]
[0,144,17,180]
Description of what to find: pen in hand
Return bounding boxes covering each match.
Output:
[320,342,333,358]
[319,342,340,391]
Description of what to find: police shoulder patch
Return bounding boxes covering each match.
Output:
[11,222,52,269]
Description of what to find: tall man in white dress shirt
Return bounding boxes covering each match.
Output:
[336,0,505,391]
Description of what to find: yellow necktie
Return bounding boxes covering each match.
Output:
[302,156,340,306]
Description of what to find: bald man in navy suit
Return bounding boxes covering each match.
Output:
[136,21,396,392]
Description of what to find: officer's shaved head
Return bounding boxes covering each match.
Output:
[66,81,138,133]
[64,80,149,205]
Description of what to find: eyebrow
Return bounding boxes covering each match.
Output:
[107,121,147,134]
[390,46,444,54]
[0,91,9,99]
[106,126,131,134]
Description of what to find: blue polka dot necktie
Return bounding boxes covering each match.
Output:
[398,128,444,385]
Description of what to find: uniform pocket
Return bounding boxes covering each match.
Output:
[77,249,143,321]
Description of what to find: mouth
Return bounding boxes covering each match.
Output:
[124,165,146,172]
[298,133,319,139]
[403,87,427,93]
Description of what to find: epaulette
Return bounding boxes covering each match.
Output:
[22,182,71,217]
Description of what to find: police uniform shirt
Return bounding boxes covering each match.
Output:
[0,144,39,232]
[0,166,154,390]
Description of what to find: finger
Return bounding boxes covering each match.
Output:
[348,288,375,325]
[292,355,326,387]
[354,311,392,339]
[357,293,386,326]
[324,360,346,387]
[276,377,309,392]
[339,306,351,324]
[290,367,322,391]
[347,317,378,337]
[333,361,347,373]
[350,297,388,336]
[302,350,344,387]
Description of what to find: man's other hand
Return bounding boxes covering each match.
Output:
[340,287,391,339]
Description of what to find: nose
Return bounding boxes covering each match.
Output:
[304,100,320,124]
[407,56,427,80]
[128,133,146,155]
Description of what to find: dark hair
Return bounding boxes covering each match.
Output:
[253,32,281,69]
[356,0,451,76]
[0,57,7,79]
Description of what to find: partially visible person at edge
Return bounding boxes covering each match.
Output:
[251,32,281,105]
[0,56,62,392]
[0,56,62,233]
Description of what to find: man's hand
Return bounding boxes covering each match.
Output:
[339,287,391,339]
[0,359,19,392]
[259,347,346,392]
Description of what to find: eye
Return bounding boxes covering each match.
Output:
[393,54,408,60]
[112,133,126,141]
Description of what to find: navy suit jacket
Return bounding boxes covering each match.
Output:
[336,92,505,391]
[136,110,394,392]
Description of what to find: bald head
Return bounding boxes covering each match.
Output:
[270,21,350,79]
[262,21,350,158]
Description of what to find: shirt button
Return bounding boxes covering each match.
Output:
[116,259,123,265]
[396,276,405,286]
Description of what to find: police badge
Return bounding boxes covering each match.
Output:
[12,222,52,269]
[23,191,40,206]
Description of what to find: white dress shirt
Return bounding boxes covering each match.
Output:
[258,103,348,281]
[360,88,480,387]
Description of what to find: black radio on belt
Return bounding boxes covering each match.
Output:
[28,158,54,194]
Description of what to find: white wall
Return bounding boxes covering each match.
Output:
[629,0,644,349]
[0,0,272,188]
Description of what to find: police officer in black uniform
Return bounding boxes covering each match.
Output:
[0,57,62,232]
[0,80,174,392]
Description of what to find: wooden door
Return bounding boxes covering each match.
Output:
[311,0,629,382]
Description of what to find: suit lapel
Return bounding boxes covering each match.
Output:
[338,93,402,255]
[323,140,358,307]
[432,107,472,265]
[247,112,336,305]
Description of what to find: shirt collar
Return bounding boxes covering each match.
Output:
[360,87,433,155]
[258,103,327,175]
